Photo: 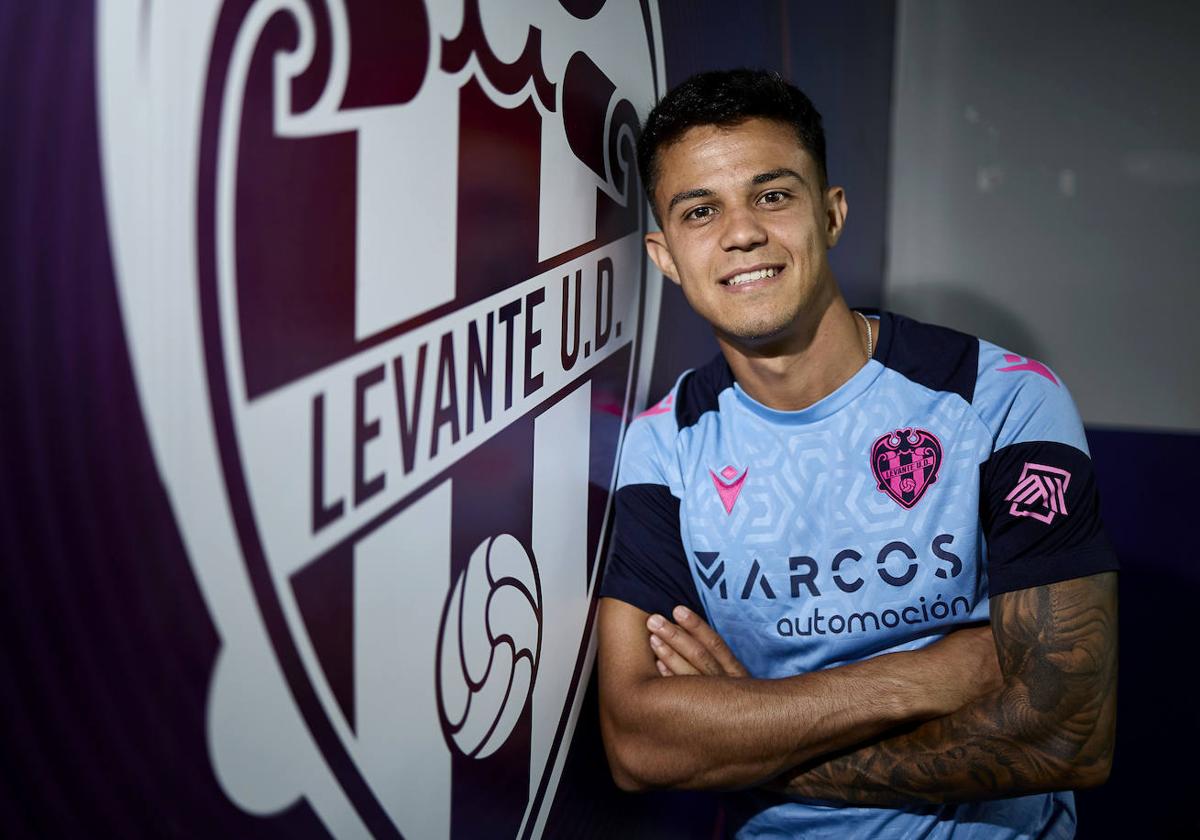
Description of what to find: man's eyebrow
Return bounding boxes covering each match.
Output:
[752,168,805,186]
[666,187,714,213]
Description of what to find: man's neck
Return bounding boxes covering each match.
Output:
[718,296,870,412]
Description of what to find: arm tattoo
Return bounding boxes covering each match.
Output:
[775,572,1117,806]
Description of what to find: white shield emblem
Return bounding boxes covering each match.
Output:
[97,1,664,835]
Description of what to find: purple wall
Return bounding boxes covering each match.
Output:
[0,3,657,835]
[1,4,315,835]
[1073,427,1199,837]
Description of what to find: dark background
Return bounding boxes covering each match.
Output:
[2,1,1195,837]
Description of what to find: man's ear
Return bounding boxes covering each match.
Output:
[823,185,848,247]
[644,231,680,285]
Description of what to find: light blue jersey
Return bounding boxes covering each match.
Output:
[602,312,1116,839]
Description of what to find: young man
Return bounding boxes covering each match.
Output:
[597,70,1118,838]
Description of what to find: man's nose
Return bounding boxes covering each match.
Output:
[719,205,767,251]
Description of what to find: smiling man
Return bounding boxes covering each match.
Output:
[596,70,1118,838]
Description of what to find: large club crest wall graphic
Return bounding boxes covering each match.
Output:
[97,1,664,836]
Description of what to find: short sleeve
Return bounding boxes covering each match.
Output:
[598,393,706,619]
[601,483,706,619]
[981,440,1117,594]
[975,344,1119,594]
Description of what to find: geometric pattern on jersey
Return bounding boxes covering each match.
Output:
[600,311,1117,840]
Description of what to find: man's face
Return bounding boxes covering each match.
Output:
[644,117,847,348]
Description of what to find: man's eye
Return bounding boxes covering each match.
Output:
[759,190,788,205]
[684,206,714,221]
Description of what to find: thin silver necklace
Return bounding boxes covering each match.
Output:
[855,310,874,361]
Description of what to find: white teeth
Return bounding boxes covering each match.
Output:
[725,267,777,286]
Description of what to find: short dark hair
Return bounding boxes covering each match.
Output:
[637,69,828,222]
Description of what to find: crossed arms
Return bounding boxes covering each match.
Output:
[597,571,1116,805]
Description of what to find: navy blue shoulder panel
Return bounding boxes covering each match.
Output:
[876,311,980,404]
[674,354,734,430]
[600,483,707,620]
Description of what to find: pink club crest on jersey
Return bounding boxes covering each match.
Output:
[709,465,748,515]
[870,428,943,509]
[1005,462,1071,523]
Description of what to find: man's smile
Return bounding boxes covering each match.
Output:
[720,263,785,288]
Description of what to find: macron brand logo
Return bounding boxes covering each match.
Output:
[1005,462,1071,524]
[709,465,748,515]
[997,353,1059,385]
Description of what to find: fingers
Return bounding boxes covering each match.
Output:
[650,631,699,675]
[646,613,724,676]
[672,605,749,678]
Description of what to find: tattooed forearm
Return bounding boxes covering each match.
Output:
[773,572,1117,806]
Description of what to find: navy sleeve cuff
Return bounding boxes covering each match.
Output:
[987,540,1119,595]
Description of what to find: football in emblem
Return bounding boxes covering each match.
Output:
[870,428,943,509]
[438,533,541,759]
